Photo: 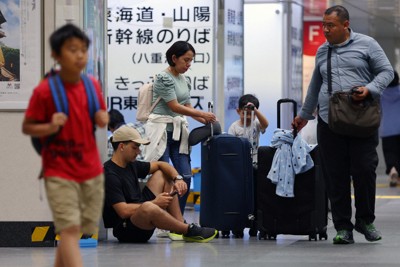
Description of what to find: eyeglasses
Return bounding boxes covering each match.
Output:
[322,23,336,30]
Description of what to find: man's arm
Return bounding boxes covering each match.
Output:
[110,181,173,218]
[298,62,323,121]
[104,166,145,219]
[149,161,179,181]
[365,39,394,98]
[294,53,324,131]
[112,202,142,219]
[148,161,188,195]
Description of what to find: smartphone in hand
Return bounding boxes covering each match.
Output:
[169,190,178,197]
[351,87,362,95]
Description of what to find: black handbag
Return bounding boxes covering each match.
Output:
[327,47,381,138]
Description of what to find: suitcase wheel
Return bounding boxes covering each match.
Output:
[308,233,317,241]
[258,230,276,240]
[232,230,244,238]
[319,232,328,240]
[258,230,267,240]
[249,228,258,237]
[221,230,230,238]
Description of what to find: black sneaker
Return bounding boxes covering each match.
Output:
[355,220,382,242]
[333,230,354,244]
[183,223,217,243]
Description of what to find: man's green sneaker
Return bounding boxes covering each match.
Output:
[168,232,184,241]
[333,230,354,244]
[355,220,382,242]
[183,223,217,243]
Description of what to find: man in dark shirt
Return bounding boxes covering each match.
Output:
[103,125,217,243]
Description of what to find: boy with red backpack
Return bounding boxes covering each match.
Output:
[22,24,108,267]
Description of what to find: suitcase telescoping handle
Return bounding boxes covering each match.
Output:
[277,98,297,137]
[208,101,214,137]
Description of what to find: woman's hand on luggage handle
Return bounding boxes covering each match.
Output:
[292,116,308,132]
[202,111,216,124]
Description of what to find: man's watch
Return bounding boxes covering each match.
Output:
[173,175,183,182]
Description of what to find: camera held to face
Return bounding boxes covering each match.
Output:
[244,104,255,110]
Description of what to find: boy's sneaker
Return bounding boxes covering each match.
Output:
[155,228,169,238]
[333,230,354,244]
[183,223,217,243]
[168,232,184,241]
[355,220,382,242]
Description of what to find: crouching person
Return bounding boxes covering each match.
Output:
[103,125,217,243]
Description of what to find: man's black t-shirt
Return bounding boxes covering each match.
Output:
[103,160,150,228]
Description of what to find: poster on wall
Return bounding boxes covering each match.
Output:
[0,0,41,110]
[290,2,303,105]
[84,0,106,89]
[223,0,243,132]
[304,0,328,17]
[302,21,325,101]
[107,0,214,125]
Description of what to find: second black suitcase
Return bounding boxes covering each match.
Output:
[256,99,328,241]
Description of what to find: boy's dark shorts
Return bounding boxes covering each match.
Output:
[113,186,156,243]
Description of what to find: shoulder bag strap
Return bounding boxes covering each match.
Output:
[149,74,161,113]
[149,96,162,113]
[327,46,332,96]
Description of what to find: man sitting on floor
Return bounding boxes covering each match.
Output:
[103,125,217,243]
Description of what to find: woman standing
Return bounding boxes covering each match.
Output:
[380,70,400,187]
[144,41,216,214]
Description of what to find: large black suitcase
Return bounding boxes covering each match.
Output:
[200,134,254,238]
[256,99,328,241]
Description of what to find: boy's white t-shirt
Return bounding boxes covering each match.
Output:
[228,119,265,163]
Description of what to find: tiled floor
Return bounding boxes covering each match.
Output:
[1,175,399,267]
